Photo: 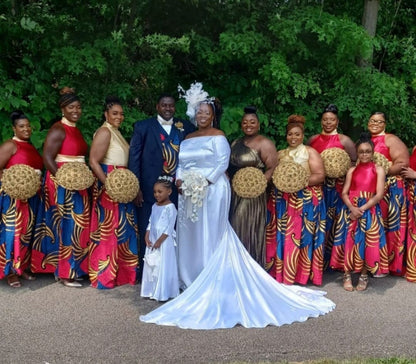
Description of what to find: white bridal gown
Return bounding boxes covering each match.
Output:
[176,135,231,289]
[140,135,335,329]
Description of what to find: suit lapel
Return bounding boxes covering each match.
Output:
[170,118,185,142]
[150,118,164,152]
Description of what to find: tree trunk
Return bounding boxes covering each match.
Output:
[362,0,379,37]
[360,0,380,66]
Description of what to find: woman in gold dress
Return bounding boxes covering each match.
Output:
[228,106,278,267]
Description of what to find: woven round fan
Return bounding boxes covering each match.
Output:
[1,164,41,200]
[232,167,267,198]
[272,161,309,193]
[321,148,351,178]
[55,162,94,191]
[373,152,391,175]
[105,168,139,203]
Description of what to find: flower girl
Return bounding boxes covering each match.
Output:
[140,176,179,301]
[330,132,387,291]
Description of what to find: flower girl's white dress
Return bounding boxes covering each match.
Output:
[140,203,179,301]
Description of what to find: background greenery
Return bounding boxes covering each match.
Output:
[1,0,415,151]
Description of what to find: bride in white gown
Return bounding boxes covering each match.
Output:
[140,98,335,329]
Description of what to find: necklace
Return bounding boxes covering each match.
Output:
[61,117,76,127]
[12,136,28,142]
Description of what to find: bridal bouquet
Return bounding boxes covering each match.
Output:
[181,170,209,222]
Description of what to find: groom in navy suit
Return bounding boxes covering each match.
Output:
[129,94,195,279]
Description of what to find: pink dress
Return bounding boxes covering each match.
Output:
[330,162,388,274]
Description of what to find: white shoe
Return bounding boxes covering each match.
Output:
[62,279,82,287]
[373,273,388,278]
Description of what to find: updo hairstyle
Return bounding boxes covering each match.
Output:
[102,96,122,121]
[59,87,80,108]
[155,175,174,190]
[10,110,28,126]
[356,131,374,152]
[243,105,258,118]
[321,104,338,118]
[286,114,306,134]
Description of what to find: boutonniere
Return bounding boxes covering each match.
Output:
[174,121,184,132]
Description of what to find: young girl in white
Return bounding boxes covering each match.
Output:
[140,176,179,301]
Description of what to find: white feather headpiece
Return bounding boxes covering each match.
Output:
[178,82,212,126]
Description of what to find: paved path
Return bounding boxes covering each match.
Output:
[1,270,416,363]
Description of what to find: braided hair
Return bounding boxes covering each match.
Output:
[155,175,174,190]
[103,95,122,121]
[59,87,80,108]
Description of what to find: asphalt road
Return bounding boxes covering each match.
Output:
[1,270,416,363]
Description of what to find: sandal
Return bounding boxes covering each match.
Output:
[356,274,368,291]
[21,271,36,281]
[343,273,354,292]
[7,274,21,288]
[61,279,82,288]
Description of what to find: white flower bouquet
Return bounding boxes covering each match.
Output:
[181,170,209,222]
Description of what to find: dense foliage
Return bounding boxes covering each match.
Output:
[0,0,415,150]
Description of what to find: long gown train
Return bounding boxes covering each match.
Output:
[140,223,335,329]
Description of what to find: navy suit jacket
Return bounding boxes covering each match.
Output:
[128,116,195,204]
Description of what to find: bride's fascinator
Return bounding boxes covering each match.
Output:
[178,82,211,126]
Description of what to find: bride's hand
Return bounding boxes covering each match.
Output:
[176,179,183,194]
[133,189,144,207]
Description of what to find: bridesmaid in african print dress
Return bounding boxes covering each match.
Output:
[31,87,90,287]
[401,147,416,282]
[266,115,326,285]
[331,133,388,291]
[308,104,356,266]
[88,96,138,289]
[0,111,43,287]
[367,112,409,276]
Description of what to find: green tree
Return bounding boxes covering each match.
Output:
[0,0,415,150]
[0,0,190,147]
